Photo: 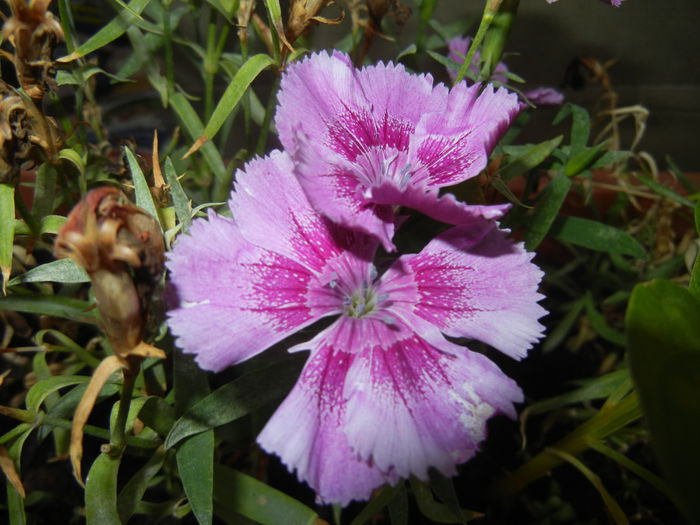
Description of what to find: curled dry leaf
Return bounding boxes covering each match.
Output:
[285,0,344,46]
[0,444,26,498]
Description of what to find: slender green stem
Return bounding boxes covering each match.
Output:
[0,423,32,445]
[453,0,499,85]
[110,367,137,451]
[41,416,158,448]
[479,0,519,80]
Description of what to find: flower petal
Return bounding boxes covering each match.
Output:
[339,320,523,480]
[383,224,546,359]
[410,83,520,188]
[257,344,387,506]
[166,211,335,371]
[368,180,510,226]
[230,150,377,270]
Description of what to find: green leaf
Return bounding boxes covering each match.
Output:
[39,215,67,235]
[164,158,191,231]
[177,431,214,525]
[553,104,590,155]
[563,143,606,177]
[627,279,700,524]
[58,0,152,62]
[117,447,166,523]
[633,173,695,208]
[26,375,91,413]
[550,216,646,258]
[213,464,320,525]
[409,478,476,523]
[388,482,409,525]
[5,426,33,525]
[0,183,15,293]
[542,299,584,353]
[0,294,95,322]
[350,484,403,525]
[527,369,630,415]
[170,92,229,191]
[690,200,700,299]
[188,54,275,156]
[499,136,562,182]
[32,164,58,221]
[124,147,160,226]
[85,452,123,525]
[166,356,303,448]
[58,148,86,177]
[523,172,571,251]
[583,292,626,346]
[8,259,89,286]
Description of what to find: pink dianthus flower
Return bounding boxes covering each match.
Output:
[166,151,546,505]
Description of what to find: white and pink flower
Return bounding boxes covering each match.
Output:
[166,150,546,504]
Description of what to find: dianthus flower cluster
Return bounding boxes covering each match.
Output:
[166,51,547,505]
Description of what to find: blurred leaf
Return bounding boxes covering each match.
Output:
[553,104,590,154]
[350,484,403,525]
[26,376,90,413]
[545,447,628,525]
[388,482,409,525]
[0,294,95,322]
[166,356,303,448]
[117,447,166,523]
[583,292,625,346]
[85,452,122,525]
[58,0,152,62]
[109,397,149,436]
[0,445,25,498]
[523,172,571,250]
[57,66,130,85]
[170,92,229,189]
[633,173,694,208]
[397,44,417,60]
[9,259,89,286]
[428,473,469,524]
[177,431,214,525]
[627,279,700,524]
[32,164,57,221]
[550,216,646,258]
[186,54,275,158]
[164,158,191,231]
[0,183,14,293]
[691,200,700,299]
[666,155,696,193]
[590,150,628,169]
[527,369,630,415]
[500,136,562,183]
[58,148,86,177]
[138,397,176,437]
[542,299,584,352]
[5,426,32,525]
[39,215,67,235]
[564,143,606,177]
[213,464,320,525]
[125,147,160,226]
[409,478,478,523]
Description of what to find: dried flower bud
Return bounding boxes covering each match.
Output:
[55,187,165,357]
[2,0,64,101]
[0,78,60,183]
[285,0,343,48]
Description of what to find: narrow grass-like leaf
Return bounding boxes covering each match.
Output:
[85,452,123,525]
[545,447,628,525]
[349,484,402,525]
[166,356,303,448]
[523,172,571,251]
[0,183,15,294]
[177,431,214,525]
[500,136,562,183]
[213,464,320,525]
[526,369,630,416]
[627,279,700,523]
[26,375,90,413]
[409,478,474,523]
[164,158,192,230]
[553,104,590,155]
[388,482,409,525]
[8,259,89,286]
[185,54,275,157]
[428,473,471,524]
[58,0,152,62]
[542,299,585,353]
[32,164,57,220]
[0,445,25,498]
[550,216,646,258]
[170,92,229,191]
[0,294,95,322]
[583,292,625,346]
[690,200,700,299]
[124,147,160,225]
[633,173,694,208]
[5,426,32,525]
[564,143,606,177]
[117,447,166,522]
